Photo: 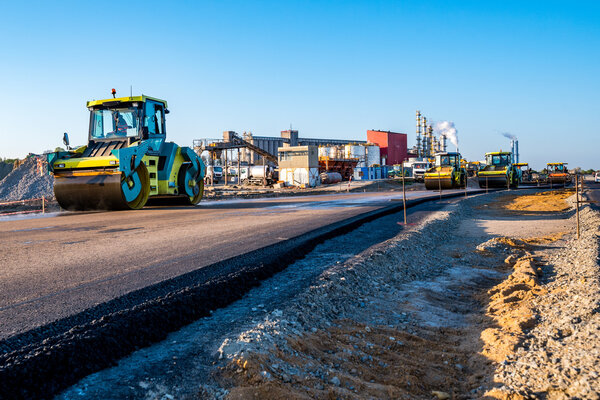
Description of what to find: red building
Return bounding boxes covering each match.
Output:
[366,130,408,165]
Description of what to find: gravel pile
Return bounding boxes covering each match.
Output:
[493,202,600,398]
[0,162,12,181]
[0,156,54,202]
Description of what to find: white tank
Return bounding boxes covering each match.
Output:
[318,146,329,158]
[328,146,338,158]
[365,145,380,166]
[344,145,366,160]
[244,165,272,179]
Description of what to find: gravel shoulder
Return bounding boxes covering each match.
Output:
[56,189,599,399]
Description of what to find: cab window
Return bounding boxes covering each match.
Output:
[145,101,165,135]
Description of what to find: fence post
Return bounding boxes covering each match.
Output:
[402,164,407,225]
[42,196,45,214]
[576,174,580,240]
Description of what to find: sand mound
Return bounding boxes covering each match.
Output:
[501,190,573,212]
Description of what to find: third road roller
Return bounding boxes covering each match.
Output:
[424,152,467,190]
[47,91,205,210]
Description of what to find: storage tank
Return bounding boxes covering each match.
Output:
[243,165,272,179]
[328,146,338,159]
[318,146,329,158]
[320,172,342,184]
[365,145,380,166]
[344,145,366,160]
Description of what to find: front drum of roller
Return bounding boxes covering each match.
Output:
[54,164,150,211]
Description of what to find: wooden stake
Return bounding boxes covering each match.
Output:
[576,174,580,240]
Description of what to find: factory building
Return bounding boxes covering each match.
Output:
[366,130,408,166]
[244,130,366,164]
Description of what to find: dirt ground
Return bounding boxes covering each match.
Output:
[214,191,580,399]
[496,190,574,213]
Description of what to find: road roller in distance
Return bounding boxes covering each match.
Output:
[477,151,519,188]
[424,152,467,190]
[47,93,205,210]
[546,162,570,186]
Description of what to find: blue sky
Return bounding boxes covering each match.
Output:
[1,0,598,169]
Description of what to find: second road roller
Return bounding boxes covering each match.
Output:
[477,151,519,188]
[47,91,205,210]
[424,152,467,190]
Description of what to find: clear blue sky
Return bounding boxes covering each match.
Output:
[1,0,598,170]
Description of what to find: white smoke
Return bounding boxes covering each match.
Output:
[501,132,517,140]
[434,121,458,149]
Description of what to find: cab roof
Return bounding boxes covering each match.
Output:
[86,95,167,108]
[514,163,529,167]
[547,162,567,165]
[434,152,461,156]
[485,151,512,156]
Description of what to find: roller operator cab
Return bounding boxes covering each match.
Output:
[424,152,467,190]
[47,94,206,210]
[477,151,519,188]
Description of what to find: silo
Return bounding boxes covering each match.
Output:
[328,146,338,158]
[318,146,329,158]
[365,145,380,166]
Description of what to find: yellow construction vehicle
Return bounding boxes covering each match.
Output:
[478,151,519,188]
[47,92,205,210]
[546,162,570,185]
[424,152,467,190]
[514,162,534,184]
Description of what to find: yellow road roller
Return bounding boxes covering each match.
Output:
[477,151,519,188]
[424,152,467,190]
[47,92,205,210]
[546,162,570,185]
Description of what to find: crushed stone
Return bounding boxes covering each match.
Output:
[0,156,54,201]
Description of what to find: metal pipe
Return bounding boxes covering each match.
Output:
[416,110,422,159]
[422,117,428,158]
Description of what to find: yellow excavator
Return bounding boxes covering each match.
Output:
[424,152,467,190]
[47,92,205,210]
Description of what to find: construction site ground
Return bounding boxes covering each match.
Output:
[203,178,428,201]
[52,187,600,399]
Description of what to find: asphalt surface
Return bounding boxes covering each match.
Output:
[0,189,475,340]
[584,178,600,204]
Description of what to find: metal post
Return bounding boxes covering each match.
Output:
[465,175,468,198]
[237,148,241,186]
[42,196,45,214]
[438,170,442,199]
[402,165,407,225]
[576,174,580,240]
[486,176,488,194]
[262,157,266,187]
[224,150,228,186]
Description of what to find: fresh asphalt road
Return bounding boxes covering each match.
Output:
[584,178,600,203]
[0,189,475,340]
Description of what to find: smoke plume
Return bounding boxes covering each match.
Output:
[434,121,459,149]
[501,132,517,140]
